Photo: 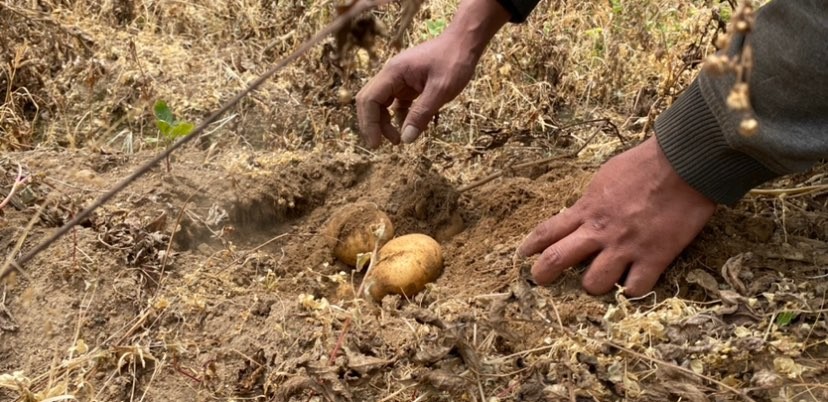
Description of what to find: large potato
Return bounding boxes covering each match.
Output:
[324,202,394,267]
[366,234,443,301]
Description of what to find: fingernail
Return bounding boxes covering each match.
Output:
[401,125,420,144]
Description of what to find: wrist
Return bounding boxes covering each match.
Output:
[635,136,717,209]
[654,79,778,205]
[444,0,510,58]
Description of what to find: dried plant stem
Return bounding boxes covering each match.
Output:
[595,337,757,402]
[158,176,219,278]
[459,127,607,193]
[329,224,385,365]
[0,163,28,211]
[0,0,392,283]
[749,184,828,198]
[328,316,353,365]
[0,194,54,281]
[377,384,418,402]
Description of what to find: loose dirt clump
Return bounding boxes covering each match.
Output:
[3,1,828,401]
[3,146,826,401]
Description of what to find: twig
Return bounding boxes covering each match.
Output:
[495,379,521,399]
[159,189,202,283]
[328,315,353,365]
[172,356,202,384]
[157,176,222,279]
[0,289,18,331]
[0,194,54,281]
[557,118,624,146]
[458,128,605,193]
[748,184,828,198]
[595,336,757,402]
[329,223,387,364]
[0,0,392,283]
[235,233,293,260]
[489,325,756,401]
[377,384,418,402]
[0,163,29,211]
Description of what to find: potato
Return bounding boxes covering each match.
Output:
[366,234,443,301]
[324,202,394,267]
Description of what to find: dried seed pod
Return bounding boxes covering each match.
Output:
[739,118,759,137]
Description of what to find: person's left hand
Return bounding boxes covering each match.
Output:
[518,137,717,296]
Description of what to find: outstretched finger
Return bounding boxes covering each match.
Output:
[530,230,601,286]
[581,251,631,295]
[623,260,669,297]
[356,98,384,148]
[518,207,582,257]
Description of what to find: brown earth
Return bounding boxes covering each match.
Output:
[3,1,828,401]
[2,144,827,401]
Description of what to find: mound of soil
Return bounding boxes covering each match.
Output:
[2,147,827,401]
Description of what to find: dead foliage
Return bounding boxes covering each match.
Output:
[1,1,826,402]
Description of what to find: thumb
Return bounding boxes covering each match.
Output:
[401,84,444,144]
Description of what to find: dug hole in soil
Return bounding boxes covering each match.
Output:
[1,146,828,401]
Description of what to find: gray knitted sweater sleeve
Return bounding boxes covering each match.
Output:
[499,0,828,204]
[656,0,828,204]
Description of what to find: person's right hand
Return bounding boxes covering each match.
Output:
[355,33,479,148]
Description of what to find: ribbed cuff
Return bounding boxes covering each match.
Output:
[494,0,539,23]
[654,80,778,205]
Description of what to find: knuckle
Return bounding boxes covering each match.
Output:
[540,247,563,265]
[587,216,608,232]
[535,221,554,238]
[406,107,430,123]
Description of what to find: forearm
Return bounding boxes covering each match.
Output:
[444,0,512,59]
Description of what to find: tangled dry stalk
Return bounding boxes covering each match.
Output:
[0,0,395,283]
[2,1,827,401]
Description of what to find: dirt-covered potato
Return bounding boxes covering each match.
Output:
[324,202,394,267]
[366,234,444,301]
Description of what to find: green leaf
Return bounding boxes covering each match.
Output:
[169,121,194,139]
[155,119,172,137]
[776,311,798,327]
[610,0,623,15]
[584,27,603,39]
[426,19,446,38]
[153,100,175,125]
[718,3,732,23]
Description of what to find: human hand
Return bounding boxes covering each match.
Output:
[356,0,510,148]
[518,137,717,296]
[355,34,479,148]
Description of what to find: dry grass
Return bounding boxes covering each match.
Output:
[1,0,727,153]
[2,1,827,402]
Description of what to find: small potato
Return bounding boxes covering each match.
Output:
[324,202,394,267]
[366,234,443,301]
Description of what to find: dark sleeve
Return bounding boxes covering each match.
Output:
[654,0,828,204]
[494,0,541,23]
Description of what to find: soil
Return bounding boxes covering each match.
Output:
[2,1,828,401]
[2,146,827,401]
